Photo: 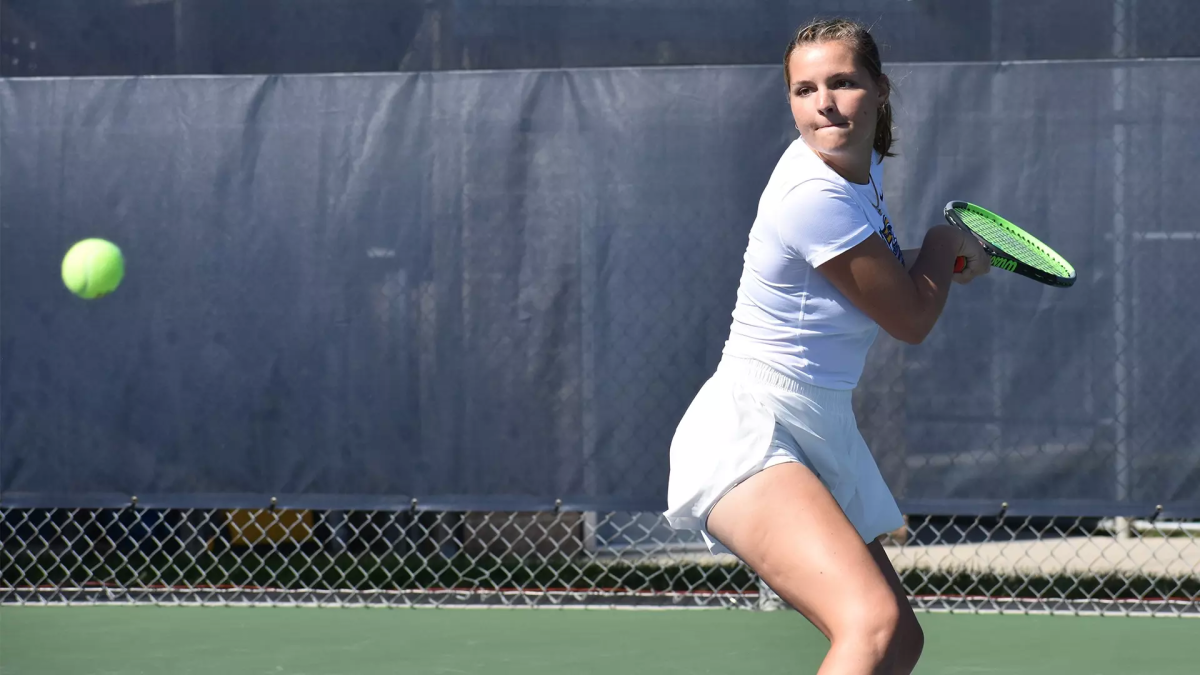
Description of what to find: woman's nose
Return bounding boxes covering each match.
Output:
[815,88,834,112]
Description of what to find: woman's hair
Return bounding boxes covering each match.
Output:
[784,18,895,159]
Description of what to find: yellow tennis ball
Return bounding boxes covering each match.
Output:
[62,238,125,299]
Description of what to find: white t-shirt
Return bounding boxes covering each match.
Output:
[722,138,905,390]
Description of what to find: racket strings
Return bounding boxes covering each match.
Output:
[955,209,1071,277]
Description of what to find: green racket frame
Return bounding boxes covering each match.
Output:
[945,201,1076,288]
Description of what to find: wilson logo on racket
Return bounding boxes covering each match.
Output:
[945,201,1076,288]
[992,257,1018,273]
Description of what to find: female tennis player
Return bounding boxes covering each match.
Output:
[664,18,989,674]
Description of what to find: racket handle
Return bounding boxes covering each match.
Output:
[953,256,966,273]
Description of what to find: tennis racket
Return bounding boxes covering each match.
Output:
[947,201,1076,288]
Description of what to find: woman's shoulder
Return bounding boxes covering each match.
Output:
[772,142,886,199]
[766,143,854,204]
[780,140,872,186]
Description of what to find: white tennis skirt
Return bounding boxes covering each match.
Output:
[664,356,903,555]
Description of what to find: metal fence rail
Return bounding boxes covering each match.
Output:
[3,505,1196,616]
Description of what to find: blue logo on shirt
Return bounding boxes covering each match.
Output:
[879,215,904,266]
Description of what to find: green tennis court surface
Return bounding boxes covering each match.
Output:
[0,607,1192,674]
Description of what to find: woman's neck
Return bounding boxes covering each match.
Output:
[815,149,872,185]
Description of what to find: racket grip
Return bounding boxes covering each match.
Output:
[953,256,966,273]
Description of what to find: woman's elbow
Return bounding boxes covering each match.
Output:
[885,317,934,345]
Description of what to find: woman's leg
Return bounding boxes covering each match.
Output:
[865,539,924,672]
[706,462,922,674]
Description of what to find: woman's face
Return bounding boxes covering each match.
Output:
[787,40,887,173]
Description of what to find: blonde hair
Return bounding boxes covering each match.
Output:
[784,18,895,159]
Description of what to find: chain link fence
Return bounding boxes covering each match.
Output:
[3,506,1197,615]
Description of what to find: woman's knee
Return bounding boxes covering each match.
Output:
[831,595,923,671]
[829,591,903,660]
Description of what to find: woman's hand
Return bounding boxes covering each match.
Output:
[952,230,991,284]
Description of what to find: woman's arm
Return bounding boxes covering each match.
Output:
[771,180,989,344]
[818,226,989,344]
